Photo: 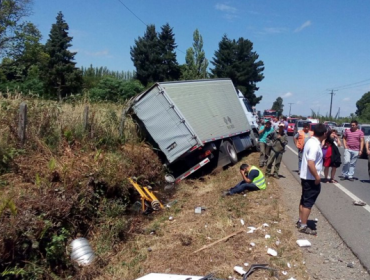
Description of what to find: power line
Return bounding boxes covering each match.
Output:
[116,0,186,55]
[330,78,370,90]
[288,103,294,117]
[116,0,148,27]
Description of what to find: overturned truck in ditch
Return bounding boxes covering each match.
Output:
[129,79,259,183]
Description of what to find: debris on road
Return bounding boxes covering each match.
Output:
[353,200,366,206]
[296,239,312,247]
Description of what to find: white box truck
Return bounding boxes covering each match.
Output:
[130,79,259,183]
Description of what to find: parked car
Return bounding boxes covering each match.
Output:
[359,124,370,158]
[287,118,298,136]
[337,123,351,136]
[293,120,312,135]
[308,123,330,132]
[324,121,337,129]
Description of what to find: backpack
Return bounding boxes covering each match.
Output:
[330,144,342,167]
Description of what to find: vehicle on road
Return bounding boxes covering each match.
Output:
[263,109,278,120]
[337,123,351,136]
[130,79,259,184]
[293,120,312,135]
[324,121,337,129]
[359,124,370,158]
[287,118,298,136]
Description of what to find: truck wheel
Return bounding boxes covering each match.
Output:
[225,141,238,165]
[251,132,260,152]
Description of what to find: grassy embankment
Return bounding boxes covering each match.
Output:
[0,94,308,279]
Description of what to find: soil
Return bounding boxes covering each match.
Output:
[277,162,370,280]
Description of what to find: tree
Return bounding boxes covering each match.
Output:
[0,0,33,57]
[158,23,180,81]
[181,29,208,80]
[210,35,264,106]
[271,97,284,116]
[44,11,82,100]
[130,24,161,86]
[89,76,144,102]
[355,91,370,116]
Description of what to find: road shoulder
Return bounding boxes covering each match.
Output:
[277,161,370,279]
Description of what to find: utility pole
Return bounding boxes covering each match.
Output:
[327,89,338,118]
[288,103,294,117]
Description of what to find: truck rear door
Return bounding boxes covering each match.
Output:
[133,86,200,164]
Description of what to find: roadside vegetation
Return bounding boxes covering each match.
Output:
[0,93,310,279]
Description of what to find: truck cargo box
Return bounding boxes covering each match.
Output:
[132,79,252,164]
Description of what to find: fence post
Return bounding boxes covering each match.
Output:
[18,102,27,144]
[83,106,89,131]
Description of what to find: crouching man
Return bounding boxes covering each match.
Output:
[223,163,266,196]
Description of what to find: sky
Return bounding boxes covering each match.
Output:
[27,0,370,117]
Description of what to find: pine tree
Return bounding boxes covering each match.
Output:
[158,23,180,81]
[44,11,82,100]
[210,35,264,106]
[130,24,161,86]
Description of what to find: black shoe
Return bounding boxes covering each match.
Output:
[296,221,301,228]
[273,174,280,179]
[222,191,231,197]
[340,177,348,181]
[348,177,354,181]
[298,226,317,235]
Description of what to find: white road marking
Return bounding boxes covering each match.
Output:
[285,145,370,213]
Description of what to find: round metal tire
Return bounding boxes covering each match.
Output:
[225,141,238,165]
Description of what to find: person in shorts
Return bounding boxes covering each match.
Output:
[297,123,327,235]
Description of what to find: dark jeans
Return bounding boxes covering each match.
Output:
[229,180,260,194]
[368,154,370,179]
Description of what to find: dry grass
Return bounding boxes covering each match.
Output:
[93,153,309,280]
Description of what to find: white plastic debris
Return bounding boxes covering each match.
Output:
[296,239,311,247]
[247,226,256,233]
[287,262,291,268]
[234,266,246,275]
[267,248,277,256]
[168,216,174,221]
[250,242,256,247]
[273,221,278,224]
[265,234,271,239]
[282,271,287,275]
[277,229,282,234]
[275,240,280,246]
[314,218,318,221]
[244,263,249,267]
[240,219,245,226]
[243,194,247,197]
[262,223,269,227]
[287,278,297,280]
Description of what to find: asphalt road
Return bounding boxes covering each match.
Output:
[283,136,370,272]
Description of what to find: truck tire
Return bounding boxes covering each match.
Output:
[253,132,260,152]
[225,141,238,165]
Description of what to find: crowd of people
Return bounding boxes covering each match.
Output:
[223,117,368,236]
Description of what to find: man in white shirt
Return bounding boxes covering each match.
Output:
[297,123,327,235]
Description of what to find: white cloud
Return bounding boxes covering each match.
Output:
[84,50,111,57]
[343,97,350,101]
[282,92,293,98]
[296,100,302,105]
[264,27,287,34]
[215,3,237,13]
[294,20,312,33]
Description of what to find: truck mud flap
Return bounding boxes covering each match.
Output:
[175,158,210,183]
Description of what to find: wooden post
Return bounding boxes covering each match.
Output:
[18,102,27,144]
[83,106,89,131]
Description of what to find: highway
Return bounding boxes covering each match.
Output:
[283,136,370,271]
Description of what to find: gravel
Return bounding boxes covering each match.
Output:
[278,163,370,280]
